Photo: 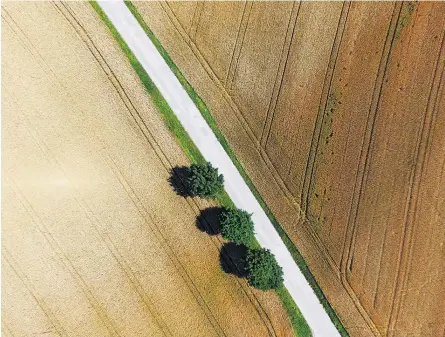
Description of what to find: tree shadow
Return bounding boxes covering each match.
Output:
[196,207,223,235]
[168,166,191,197]
[219,242,249,278]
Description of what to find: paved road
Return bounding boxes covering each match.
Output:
[98,2,341,336]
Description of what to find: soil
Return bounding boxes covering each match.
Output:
[1,2,293,337]
[135,1,445,336]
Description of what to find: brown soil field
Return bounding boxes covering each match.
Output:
[135,2,445,336]
[1,2,293,337]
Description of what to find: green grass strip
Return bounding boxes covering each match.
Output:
[91,2,328,336]
[124,3,349,336]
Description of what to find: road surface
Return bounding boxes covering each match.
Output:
[98,2,342,336]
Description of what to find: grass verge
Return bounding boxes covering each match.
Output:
[91,2,333,336]
[124,3,349,336]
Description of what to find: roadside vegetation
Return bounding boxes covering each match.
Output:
[246,248,284,291]
[186,162,224,198]
[90,2,312,336]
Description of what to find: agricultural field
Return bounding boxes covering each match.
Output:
[134,1,445,336]
[1,2,293,336]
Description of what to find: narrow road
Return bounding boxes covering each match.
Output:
[98,2,341,336]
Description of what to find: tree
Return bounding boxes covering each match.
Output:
[219,208,254,245]
[246,248,283,290]
[186,162,224,198]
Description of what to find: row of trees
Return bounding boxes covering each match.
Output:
[174,162,284,291]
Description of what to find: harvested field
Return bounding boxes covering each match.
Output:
[230,2,294,139]
[134,1,445,336]
[1,2,293,337]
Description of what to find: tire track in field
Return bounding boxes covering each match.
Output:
[1,318,16,337]
[188,0,205,43]
[341,2,401,276]
[300,1,350,215]
[4,80,168,337]
[1,258,64,337]
[225,1,253,90]
[352,4,428,304]
[53,3,277,336]
[260,1,301,149]
[158,1,265,145]
[1,252,65,337]
[337,4,402,334]
[3,176,121,337]
[387,28,445,337]
[59,166,175,336]
[1,8,52,72]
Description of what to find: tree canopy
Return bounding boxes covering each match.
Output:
[219,207,255,246]
[186,162,224,198]
[246,248,283,291]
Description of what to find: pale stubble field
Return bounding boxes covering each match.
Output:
[1,2,293,336]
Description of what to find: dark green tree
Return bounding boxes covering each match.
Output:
[246,248,283,291]
[186,162,224,198]
[219,208,254,245]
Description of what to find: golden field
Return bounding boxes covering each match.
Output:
[1,2,293,336]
